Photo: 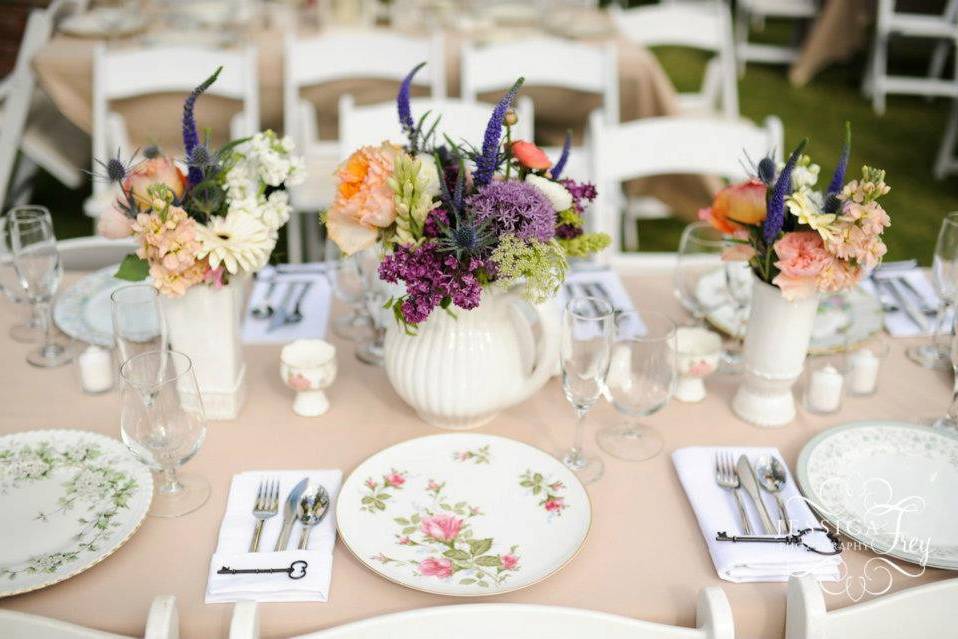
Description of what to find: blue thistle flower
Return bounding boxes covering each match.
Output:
[757,156,777,185]
[474,78,524,187]
[142,144,161,160]
[397,62,425,134]
[89,148,137,185]
[182,67,222,186]
[763,139,807,244]
[823,122,851,214]
[551,130,572,180]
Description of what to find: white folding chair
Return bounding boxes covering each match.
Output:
[284,30,445,263]
[0,0,89,208]
[589,112,783,273]
[86,43,260,219]
[58,236,137,271]
[230,592,734,639]
[866,0,958,115]
[338,96,534,158]
[0,594,177,639]
[734,0,819,74]
[786,574,958,639]
[610,1,738,118]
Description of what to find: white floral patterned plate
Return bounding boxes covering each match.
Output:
[54,264,144,347]
[0,430,153,597]
[797,421,958,570]
[337,434,591,596]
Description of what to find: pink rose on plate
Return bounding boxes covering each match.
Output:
[420,514,463,542]
[384,472,405,488]
[544,497,565,512]
[500,554,519,570]
[772,231,830,301]
[419,557,453,579]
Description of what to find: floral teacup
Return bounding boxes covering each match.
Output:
[674,327,722,403]
[280,339,337,417]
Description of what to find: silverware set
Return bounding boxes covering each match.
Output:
[249,279,315,332]
[248,477,330,553]
[564,280,617,312]
[714,451,790,536]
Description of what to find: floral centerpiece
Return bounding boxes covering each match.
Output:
[700,125,892,427]
[95,68,305,419]
[325,64,609,428]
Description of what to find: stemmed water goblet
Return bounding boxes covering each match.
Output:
[324,241,370,341]
[674,222,727,325]
[559,296,614,484]
[354,248,388,365]
[119,350,209,517]
[907,212,958,369]
[596,310,677,462]
[111,284,168,363]
[1,207,53,343]
[722,258,753,372]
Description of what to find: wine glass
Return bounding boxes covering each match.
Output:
[9,210,76,367]
[324,240,371,341]
[354,248,388,366]
[559,296,614,484]
[1,207,53,343]
[722,258,753,372]
[674,222,726,324]
[908,212,958,369]
[596,310,677,461]
[111,284,167,363]
[120,350,209,517]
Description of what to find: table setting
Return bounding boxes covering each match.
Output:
[3,57,958,639]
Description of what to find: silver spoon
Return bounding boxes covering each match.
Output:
[755,455,791,534]
[296,483,330,550]
[285,281,314,325]
[251,281,278,320]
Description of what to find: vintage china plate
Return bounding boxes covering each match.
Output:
[59,9,149,38]
[337,434,591,596]
[0,430,152,597]
[697,269,883,354]
[54,264,148,347]
[797,421,958,570]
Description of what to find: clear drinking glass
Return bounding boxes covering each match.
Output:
[596,310,677,461]
[908,212,958,369]
[111,284,167,364]
[120,350,209,517]
[324,241,370,341]
[354,248,387,366]
[2,207,52,343]
[722,258,753,372]
[674,222,726,324]
[559,296,614,484]
[9,210,76,367]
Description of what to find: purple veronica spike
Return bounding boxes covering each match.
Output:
[550,130,572,180]
[474,78,524,187]
[397,62,426,134]
[763,139,807,244]
[826,122,851,198]
[182,67,222,185]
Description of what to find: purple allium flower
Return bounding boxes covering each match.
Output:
[468,181,556,242]
[763,139,807,244]
[474,78,524,187]
[397,62,425,135]
[550,131,572,180]
[182,67,222,186]
[559,178,597,214]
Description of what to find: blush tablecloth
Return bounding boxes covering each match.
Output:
[0,270,952,639]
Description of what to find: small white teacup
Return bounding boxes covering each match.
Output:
[280,339,337,417]
[674,327,722,403]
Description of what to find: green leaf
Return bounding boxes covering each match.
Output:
[402,526,417,535]
[440,503,452,511]
[469,538,493,556]
[394,517,410,525]
[375,501,386,511]
[478,581,489,587]
[114,255,149,282]
[459,578,476,585]
[411,513,421,524]
[443,549,471,561]
[361,496,374,504]
[474,555,501,567]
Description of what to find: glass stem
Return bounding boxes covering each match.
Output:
[28,303,44,329]
[158,467,184,496]
[932,300,950,355]
[571,407,587,457]
[36,301,59,358]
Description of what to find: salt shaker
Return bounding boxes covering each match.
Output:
[803,359,844,414]
[845,337,889,396]
[76,345,114,394]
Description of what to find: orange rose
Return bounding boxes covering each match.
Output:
[123,157,186,208]
[707,180,767,233]
[326,143,400,255]
[511,140,552,170]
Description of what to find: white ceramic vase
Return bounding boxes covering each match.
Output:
[383,288,561,429]
[732,275,818,428]
[160,278,248,420]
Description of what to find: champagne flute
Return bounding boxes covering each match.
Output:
[111,284,167,363]
[2,207,53,343]
[596,310,677,461]
[559,296,613,484]
[9,211,76,367]
[120,350,209,517]
[674,222,726,324]
[908,212,958,369]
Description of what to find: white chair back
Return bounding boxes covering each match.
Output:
[0,594,177,639]
[58,236,138,271]
[338,96,534,159]
[786,575,958,639]
[589,112,783,271]
[230,591,734,639]
[610,2,738,117]
[461,37,619,125]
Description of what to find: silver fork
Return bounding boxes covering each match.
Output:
[714,451,753,535]
[249,478,280,552]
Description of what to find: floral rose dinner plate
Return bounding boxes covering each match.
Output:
[337,434,591,596]
[0,430,152,597]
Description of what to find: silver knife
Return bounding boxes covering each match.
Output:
[274,477,309,551]
[267,282,298,332]
[735,455,776,534]
[885,277,930,333]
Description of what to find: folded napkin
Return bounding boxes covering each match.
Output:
[672,447,841,583]
[561,268,634,313]
[863,268,948,337]
[242,269,332,344]
[206,470,342,603]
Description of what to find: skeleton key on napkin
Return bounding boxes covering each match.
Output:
[217,560,308,579]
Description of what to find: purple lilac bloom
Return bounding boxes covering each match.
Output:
[550,131,572,180]
[559,179,597,214]
[468,181,556,242]
[181,67,222,186]
[423,209,448,238]
[474,79,523,187]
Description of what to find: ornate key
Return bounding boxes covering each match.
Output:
[217,560,308,579]
[716,528,842,555]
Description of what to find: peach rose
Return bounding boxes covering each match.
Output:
[419,514,463,542]
[419,557,453,578]
[704,180,767,234]
[123,157,186,209]
[326,144,400,255]
[772,231,829,301]
[98,205,133,239]
[511,140,552,170]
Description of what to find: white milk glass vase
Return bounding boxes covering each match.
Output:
[732,275,818,428]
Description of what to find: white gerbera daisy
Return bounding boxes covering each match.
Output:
[196,213,274,274]
[525,174,573,212]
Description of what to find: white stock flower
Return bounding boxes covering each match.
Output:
[525,173,573,212]
[196,212,274,274]
[414,153,441,198]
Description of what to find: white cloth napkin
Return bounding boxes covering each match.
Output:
[561,268,634,313]
[205,470,342,603]
[672,446,841,583]
[242,268,333,344]
[863,269,948,337]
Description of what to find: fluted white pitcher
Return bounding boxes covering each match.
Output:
[383,289,561,429]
